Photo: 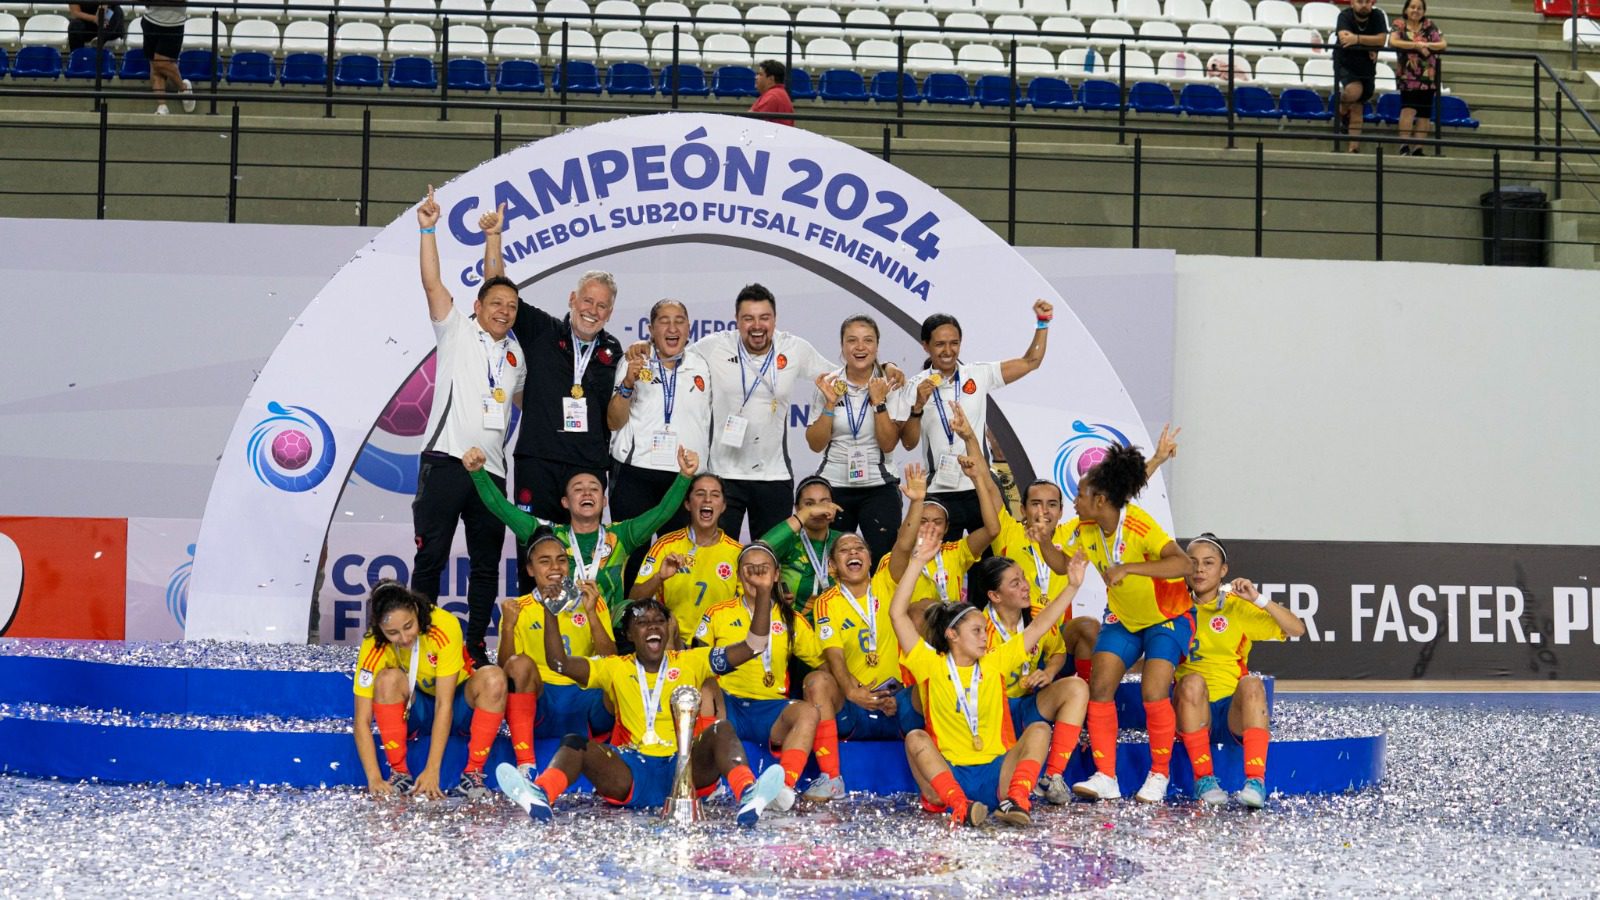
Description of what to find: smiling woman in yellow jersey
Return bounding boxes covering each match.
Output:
[1173,534,1305,809]
[893,521,1090,828]
[1066,444,1196,806]
[630,472,743,639]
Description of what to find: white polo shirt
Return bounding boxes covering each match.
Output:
[886,360,1005,494]
[420,306,527,479]
[691,329,834,481]
[807,370,894,488]
[609,348,713,472]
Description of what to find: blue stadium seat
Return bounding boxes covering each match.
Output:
[1279,87,1332,120]
[923,72,972,106]
[119,48,149,80]
[1179,82,1227,116]
[711,65,758,98]
[334,55,382,87]
[280,52,327,85]
[787,68,815,100]
[818,69,868,102]
[869,71,921,104]
[1079,78,1122,111]
[389,56,436,89]
[1233,85,1278,118]
[975,74,1019,107]
[552,60,602,93]
[177,49,216,82]
[1128,81,1180,114]
[657,64,709,96]
[64,47,116,80]
[226,51,276,84]
[0,48,8,78]
[447,58,491,91]
[1372,92,1401,125]
[12,46,62,79]
[1026,76,1077,109]
[495,59,544,92]
[1438,95,1479,128]
[606,61,655,95]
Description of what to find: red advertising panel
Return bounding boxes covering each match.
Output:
[0,517,127,639]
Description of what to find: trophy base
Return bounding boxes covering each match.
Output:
[661,797,701,824]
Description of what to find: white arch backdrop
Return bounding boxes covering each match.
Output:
[186,113,1167,642]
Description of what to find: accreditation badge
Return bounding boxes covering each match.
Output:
[562,396,588,432]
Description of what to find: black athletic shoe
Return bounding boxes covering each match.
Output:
[467,640,490,669]
[993,798,1032,827]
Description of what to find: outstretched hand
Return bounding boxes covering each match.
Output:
[1152,423,1181,466]
[911,520,944,565]
[478,201,506,236]
[677,446,700,477]
[900,462,927,502]
[417,185,440,229]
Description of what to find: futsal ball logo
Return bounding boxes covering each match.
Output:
[717,562,733,580]
[1052,420,1132,500]
[665,667,681,681]
[247,401,337,492]
[573,612,587,627]
[165,543,195,629]
[354,354,520,494]
[1210,616,1228,634]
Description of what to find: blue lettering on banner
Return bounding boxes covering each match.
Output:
[328,552,519,599]
[633,318,735,340]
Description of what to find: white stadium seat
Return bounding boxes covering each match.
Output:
[1163,0,1208,23]
[1232,24,1277,54]
[334,21,385,54]
[1253,54,1302,86]
[804,36,854,69]
[1185,21,1227,52]
[332,0,384,23]
[1016,44,1055,74]
[844,8,892,38]
[1037,15,1086,46]
[894,10,940,41]
[387,22,436,55]
[743,5,790,36]
[387,0,438,24]
[438,0,487,22]
[905,40,959,73]
[1208,0,1253,26]
[1107,47,1155,77]
[491,24,540,57]
[229,19,281,52]
[281,19,329,51]
[0,11,23,45]
[854,37,900,69]
[700,32,751,65]
[752,34,801,62]
[693,2,741,36]
[548,26,598,60]
[1255,0,1299,28]
[955,42,1007,74]
[445,23,489,56]
[1157,49,1202,80]
[1058,45,1105,75]
[181,17,228,49]
[488,0,535,28]
[593,0,641,28]
[599,28,649,62]
[1301,56,1334,88]
[1278,26,1325,58]
[1117,0,1165,21]
[992,14,1038,42]
[1204,52,1250,81]
[1087,17,1135,48]
[648,29,698,64]
[1136,19,1183,51]
[1023,0,1069,14]
[543,0,591,30]
[1070,0,1115,19]
[1299,1,1340,31]
[641,1,688,36]
[944,11,992,42]
[794,7,842,38]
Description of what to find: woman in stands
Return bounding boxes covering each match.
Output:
[351,581,508,800]
[1174,534,1305,808]
[803,314,902,563]
[892,520,1089,827]
[1389,0,1448,156]
[1067,444,1196,805]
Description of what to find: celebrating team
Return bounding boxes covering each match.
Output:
[347,188,1306,822]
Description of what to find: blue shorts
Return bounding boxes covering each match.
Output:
[726,695,791,748]
[536,682,615,739]
[1209,695,1242,746]
[1008,693,1046,729]
[951,758,1005,809]
[1094,609,1197,669]
[405,682,475,738]
[608,746,677,809]
[838,686,920,740]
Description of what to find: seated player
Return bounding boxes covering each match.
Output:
[760,475,846,621]
[497,526,617,781]
[1068,445,1197,804]
[967,555,1089,806]
[496,589,788,825]
[893,521,1090,827]
[351,581,508,800]
[696,542,826,808]
[464,444,696,626]
[1174,534,1305,808]
[631,472,744,641]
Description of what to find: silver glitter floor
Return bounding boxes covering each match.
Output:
[3,695,1597,899]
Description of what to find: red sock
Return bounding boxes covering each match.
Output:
[534,766,570,801]
[373,701,410,775]
[930,770,969,821]
[465,706,504,774]
[695,715,717,737]
[779,747,809,788]
[1008,759,1041,809]
[1243,727,1269,780]
[1144,699,1176,776]
[506,692,536,767]
[1087,700,1118,776]
[726,764,756,799]
[1179,729,1214,778]
[814,719,841,779]
[1075,658,1093,682]
[1046,722,1082,776]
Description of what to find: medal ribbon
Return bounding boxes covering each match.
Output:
[571,330,597,394]
[655,353,681,426]
[839,582,878,654]
[567,526,607,582]
[402,638,421,714]
[799,533,831,596]
[921,551,950,601]
[930,366,962,444]
[635,656,669,745]
[1098,510,1126,573]
[841,377,871,439]
[479,331,509,395]
[737,341,778,411]
[986,608,1032,678]
[1026,543,1053,597]
[945,653,983,746]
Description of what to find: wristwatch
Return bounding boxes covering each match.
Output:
[874,403,888,414]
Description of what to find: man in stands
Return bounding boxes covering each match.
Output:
[750,59,796,128]
[1333,0,1390,153]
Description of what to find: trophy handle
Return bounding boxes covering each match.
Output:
[662,685,702,823]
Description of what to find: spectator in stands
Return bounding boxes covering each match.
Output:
[140,0,194,116]
[1333,0,1390,152]
[1389,0,1447,156]
[67,2,124,52]
[751,59,796,127]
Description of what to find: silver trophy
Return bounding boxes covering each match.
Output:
[661,685,701,824]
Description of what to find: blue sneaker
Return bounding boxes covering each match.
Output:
[1194,775,1228,806]
[1234,777,1266,809]
[495,762,552,821]
[736,765,787,828]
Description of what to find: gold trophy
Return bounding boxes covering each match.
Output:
[661,685,702,824]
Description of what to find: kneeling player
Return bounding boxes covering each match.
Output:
[1174,534,1304,808]
[894,522,1089,827]
[352,581,508,800]
[497,590,786,826]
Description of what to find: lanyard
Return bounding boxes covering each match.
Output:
[1098,510,1126,571]
[655,353,680,426]
[745,596,775,678]
[635,656,669,743]
[838,582,878,652]
[479,331,508,391]
[567,527,607,582]
[921,550,950,600]
[987,609,1031,677]
[799,533,831,596]
[737,342,778,410]
[930,367,961,444]
[1025,543,1053,597]
[571,330,597,392]
[840,377,871,439]
[945,653,982,742]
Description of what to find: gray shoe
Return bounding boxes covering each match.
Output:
[802,774,845,803]
[1036,772,1072,805]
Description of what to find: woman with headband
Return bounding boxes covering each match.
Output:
[760,475,845,622]
[1174,533,1305,808]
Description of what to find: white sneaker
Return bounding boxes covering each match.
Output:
[802,774,845,803]
[1071,771,1121,801]
[1193,775,1228,806]
[180,78,196,113]
[1134,772,1169,804]
[1036,772,1072,805]
[772,783,796,812]
[155,104,170,115]
[1234,777,1266,809]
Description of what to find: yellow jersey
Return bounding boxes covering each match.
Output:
[695,596,825,700]
[990,507,1077,611]
[509,593,614,687]
[983,608,1068,700]
[814,566,903,688]
[902,634,1029,767]
[353,607,469,699]
[873,540,977,606]
[582,648,716,758]
[1068,503,1191,631]
[636,528,743,638]
[1175,596,1286,702]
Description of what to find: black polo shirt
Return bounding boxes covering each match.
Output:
[1333,6,1389,77]
[511,303,622,467]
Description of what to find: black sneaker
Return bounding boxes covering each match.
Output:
[993,798,1032,827]
[387,771,415,794]
[467,640,490,670]
[450,770,491,802]
[960,801,988,828]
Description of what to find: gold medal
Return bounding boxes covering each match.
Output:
[570,385,584,399]
[642,729,665,747]
[929,373,943,386]
[972,734,984,751]
[832,378,847,395]
[639,367,654,383]
[763,671,775,688]
[866,651,880,668]
[492,387,506,404]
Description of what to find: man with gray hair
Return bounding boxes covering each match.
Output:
[481,206,623,592]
